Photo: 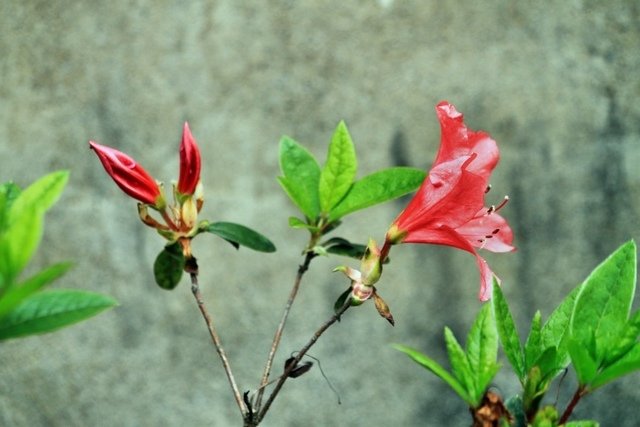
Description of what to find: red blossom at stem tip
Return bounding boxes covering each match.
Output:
[385,101,515,301]
[89,141,162,206]
[177,122,202,196]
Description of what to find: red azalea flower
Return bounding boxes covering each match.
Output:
[89,141,162,206]
[177,122,201,196]
[385,101,514,300]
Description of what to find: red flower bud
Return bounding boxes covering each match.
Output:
[89,141,161,206]
[177,122,201,196]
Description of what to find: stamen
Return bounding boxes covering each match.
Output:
[486,196,509,215]
[485,184,492,194]
[494,195,509,212]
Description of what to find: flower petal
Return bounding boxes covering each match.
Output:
[402,225,498,301]
[177,122,202,196]
[89,141,160,205]
[393,155,486,235]
[456,209,515,253]
[434,101,499,180]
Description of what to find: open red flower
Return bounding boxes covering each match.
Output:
[177,122,201,196]
[384,101,514,300]
[89,141,162,206]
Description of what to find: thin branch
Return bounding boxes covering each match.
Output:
[256,301,351,424]
[558,385,587,425]
[190,272,247,416]
[254,252,315,411]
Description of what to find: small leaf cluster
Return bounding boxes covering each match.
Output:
[396,240,639,426]
[0,171,117,340]
[278,121,425,255]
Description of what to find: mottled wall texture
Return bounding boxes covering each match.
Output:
[1,1,639,426]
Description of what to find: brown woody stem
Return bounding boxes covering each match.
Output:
[190,272,247,416]
[254,251,315,411]
[254,301,351,424]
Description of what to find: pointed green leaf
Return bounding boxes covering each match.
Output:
[319,121,357,213]
[205,222,276,253]
[569,338,599,385]
[0,207,44,285]
[322,237,367,260]
[393,344,470,403]
[8,171,69,224]
[0,181,21,233]
[570,240,637,364]
[524,311,543,371]
[444,327,477,405]
[466,304,499,396]
[153,243,185,290]
[0,262,73,319]
[328,167,426,221]
[591,343,640,390]
[540,283,582,367]
[333,288,351,314]
[287,216,319,232]
[0,289,117,340]
[492,283,525,381]
[564,421,599,427]
[605,309,640,365]
[278,136,321,220]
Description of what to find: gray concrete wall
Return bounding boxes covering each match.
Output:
[1,1,639,426]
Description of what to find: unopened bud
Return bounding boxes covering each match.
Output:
[181,196,198,230]
[360,238,382,285]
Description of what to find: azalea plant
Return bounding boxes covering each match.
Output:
[84,101,639,427]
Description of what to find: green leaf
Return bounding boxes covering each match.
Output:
[153,243,185,290]
[524,311,543,371]
[278,137,321,220]
[540,283,582,368]
[333,288,351,315]
[0,181,22,233]
[205,221,276,253]
[0,207,44,285]
[0,171,69,288]
[0,262,73,320]
[444,327,477,405]
[287,216,320,232]
[393,344,470,404]
[564,421,599,427]
[328,167,426,221]
[318,121,357,213]
[0,289,117,340]
[591,343,640,390]
[492,283,525,381]
[606,309,640,364]
[570,240,637,365]
[8,170,69,224]
[569,338,599,385]
[322,237,367,260]
[466,304,499,396]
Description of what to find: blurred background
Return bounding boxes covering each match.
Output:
[1,1,639,426]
